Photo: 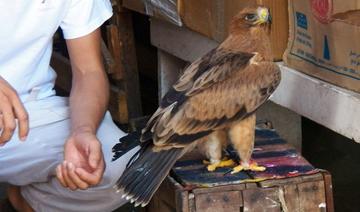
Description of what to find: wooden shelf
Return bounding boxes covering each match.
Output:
[272,64,360,143]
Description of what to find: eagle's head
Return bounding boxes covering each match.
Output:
[222,6,273,60]
[230,6,272,34]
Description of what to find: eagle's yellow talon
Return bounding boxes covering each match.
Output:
[207,163,218,171]
[231,162,266,174]
[206,158,236,171]
[249,163,266,171]
[219,159,236,167]
[231,165,244,174]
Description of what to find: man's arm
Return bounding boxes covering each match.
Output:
[68,28,109,135]
[56,28,109,190]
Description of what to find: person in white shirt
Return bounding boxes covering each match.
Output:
[0,1,138,211]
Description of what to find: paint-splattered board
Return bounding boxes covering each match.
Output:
[171,128,319,187]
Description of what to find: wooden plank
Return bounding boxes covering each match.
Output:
[282,185,300,212]
[245,182,258,189]
[146,193,163,212]
[158,177,177,208]
[188,193,196,212]
[193,184,246,194]
[322,172,334,212]
[147,177,186,212]
[298,181,326,212]
[195,191,242,212]
[106,25,125,80]
[259,173,324,188]
[109,85,128,123]
[114,8,143,119]
[242,187,281,212]
[101,38,116,76]
[176,190,189,212]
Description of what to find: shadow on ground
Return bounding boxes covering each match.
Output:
[302,117,360,212]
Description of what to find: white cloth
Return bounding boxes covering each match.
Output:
[0,96,140,211]
[0,0,112,102]
[0,1,139,211]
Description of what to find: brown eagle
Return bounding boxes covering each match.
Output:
[115,6,280,207]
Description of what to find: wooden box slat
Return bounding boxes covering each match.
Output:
[242,187,281,212]
[195,190,243,212]
[146,172,333,212]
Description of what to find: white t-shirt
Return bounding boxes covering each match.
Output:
[0,0,113,102]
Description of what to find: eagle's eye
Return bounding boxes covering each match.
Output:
[244,13,257,22]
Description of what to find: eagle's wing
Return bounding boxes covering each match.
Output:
[141,48,253,140]
[142,48,280,149]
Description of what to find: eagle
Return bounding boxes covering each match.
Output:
[115,6,281,207]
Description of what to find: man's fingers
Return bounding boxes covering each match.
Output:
[67,162,89,190]
[56,165,68,188]
[75,160,104,186]
[0,79,28,143]
[88,142,102,169]
[75,168,99,186]
[11,97,28,141]
[62,161,78,190]
[0,102,16,143]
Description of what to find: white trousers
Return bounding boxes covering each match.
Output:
[0,96,139,212]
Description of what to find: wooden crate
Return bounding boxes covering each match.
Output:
[146,171,333,212]
[145,128,334,212]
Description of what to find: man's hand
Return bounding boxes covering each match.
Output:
[0,77,29,145]
[56,29,108,190]
[56,129,105,190]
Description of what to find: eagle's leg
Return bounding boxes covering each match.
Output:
[200,130,236,171]
[229,114,265,174]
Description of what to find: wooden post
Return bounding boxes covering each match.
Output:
[111,6,143,120]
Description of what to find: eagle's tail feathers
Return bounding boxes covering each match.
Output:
[115,146,183,207]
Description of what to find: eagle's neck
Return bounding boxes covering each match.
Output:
[220,28,273,61]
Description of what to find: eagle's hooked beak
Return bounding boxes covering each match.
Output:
[256,7,271,25]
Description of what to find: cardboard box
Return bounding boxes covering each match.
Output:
[180,0,289,61]
[284,0,360,93]
[122,0,182,26]
[122,0,146,14]
[123,0,289,61]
